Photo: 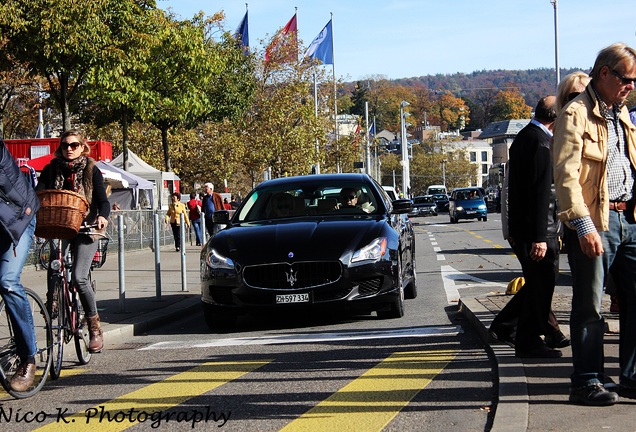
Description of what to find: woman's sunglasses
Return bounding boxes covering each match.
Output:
[61,141,82,150]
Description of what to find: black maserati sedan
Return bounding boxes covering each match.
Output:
[200,173,417,329]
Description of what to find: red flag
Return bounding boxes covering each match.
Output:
[265,14,298,64]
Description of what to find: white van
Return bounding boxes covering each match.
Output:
[426,184,447,196]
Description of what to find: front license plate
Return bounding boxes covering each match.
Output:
[276,293,309,304]
[466,210,476,214]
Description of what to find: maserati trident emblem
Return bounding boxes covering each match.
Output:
[285,268,298,287]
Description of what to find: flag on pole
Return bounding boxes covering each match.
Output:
[265,13,298,64]
[369,119,375,138]
[234,10,249,54]
[304,19,333,65]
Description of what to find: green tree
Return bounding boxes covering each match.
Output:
[0,0,156,132]
[139,11,255,172]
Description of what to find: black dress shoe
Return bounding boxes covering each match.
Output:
[570,383,618,406]
[515,345,562,358]
[545,331,571,349]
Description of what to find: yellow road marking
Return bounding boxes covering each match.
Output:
[33,360,271,431]
[280,350,456,432]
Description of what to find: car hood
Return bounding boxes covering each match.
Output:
[210,217,386,265]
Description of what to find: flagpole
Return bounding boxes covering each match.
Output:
[313,72,321,174]
[330,12,339,173]
[365,101,371,176]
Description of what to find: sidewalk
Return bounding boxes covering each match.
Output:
[20,243,202,347]
[460,287,622,432]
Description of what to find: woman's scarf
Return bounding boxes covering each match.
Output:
[54,156,92,204]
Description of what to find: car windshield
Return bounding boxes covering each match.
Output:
[235,181,382,222]
[455,190,483,200]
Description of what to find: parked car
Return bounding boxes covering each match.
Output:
[409,195,438,217]
[201,174,417,329]
[431,193,449,212]
[448,187,488,223]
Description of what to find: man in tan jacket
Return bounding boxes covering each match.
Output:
[553,43,636,406]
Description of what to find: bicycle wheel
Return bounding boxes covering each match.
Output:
[49,278,65,380]
[0,288,53,399]
[73,282,91,364]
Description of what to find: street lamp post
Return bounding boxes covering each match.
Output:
[400,101,410,198]
[442,159,447,187]
[550,0,560,88]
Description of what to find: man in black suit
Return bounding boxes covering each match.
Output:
[490,96,566,358]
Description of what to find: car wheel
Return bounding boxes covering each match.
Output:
[483,216,488,222]
[377,257,405,319]
[203,303,236,330]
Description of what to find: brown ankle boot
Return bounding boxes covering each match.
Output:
[87,314,103,353]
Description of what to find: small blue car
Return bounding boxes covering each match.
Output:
[448,187,487,223]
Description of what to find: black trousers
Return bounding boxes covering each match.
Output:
[492,237,561,350]
[170,222,181,249]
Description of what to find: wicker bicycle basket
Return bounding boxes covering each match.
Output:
[35,190,89,239]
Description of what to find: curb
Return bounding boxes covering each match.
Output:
[102,296,201,346]
[459,298,529,432]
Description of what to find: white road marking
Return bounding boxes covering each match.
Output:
[141,326,463,350]
[441,265,506,304]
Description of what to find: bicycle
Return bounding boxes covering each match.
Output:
[40,224,109,379]
[0,288,53,398]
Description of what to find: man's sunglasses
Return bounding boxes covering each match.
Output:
[341,195,357,200]
[611,69,636,86]
[61,141,82,150]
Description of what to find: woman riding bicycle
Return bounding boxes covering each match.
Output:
[36,130,110,353]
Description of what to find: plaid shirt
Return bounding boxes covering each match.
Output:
[571,88,635,237]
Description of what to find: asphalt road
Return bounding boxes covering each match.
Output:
[1,213,505,432]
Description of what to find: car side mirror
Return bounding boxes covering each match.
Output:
[391,199,412,214]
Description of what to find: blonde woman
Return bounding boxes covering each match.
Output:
[556,71,591,112]
[165,192,190,251]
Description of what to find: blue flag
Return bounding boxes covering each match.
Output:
[234,11,249,54]
[369,120,375,138]
[304,19,333,65]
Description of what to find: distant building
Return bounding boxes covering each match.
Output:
[439,139,493,187]
[478,119,530,164]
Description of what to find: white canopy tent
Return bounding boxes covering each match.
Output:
[97,161,154,210]
[111,150,180,209]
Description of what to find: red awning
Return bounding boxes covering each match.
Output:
[26,153,54,171]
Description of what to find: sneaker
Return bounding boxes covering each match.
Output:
[544,331,571,349]
[569,383,619,406]
[10,361,36,392]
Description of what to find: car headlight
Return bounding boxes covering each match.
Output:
[351,237,387,264]
[456,206,464,211]
[206,248,235,270]
[478,204,486,210]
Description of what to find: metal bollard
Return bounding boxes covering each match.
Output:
[117,214,126,312]
[200,212,207,245]
[153,212,162,301]
[180,213,187,292]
